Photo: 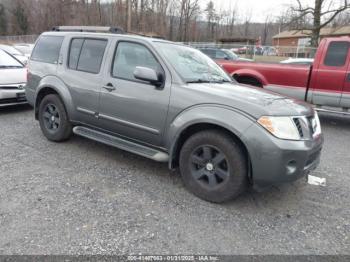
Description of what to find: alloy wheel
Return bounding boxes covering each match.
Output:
[190,145,229,188]
[43,104,60,132]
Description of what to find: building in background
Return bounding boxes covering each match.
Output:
[272,26,350,58]
[273,26,350,47]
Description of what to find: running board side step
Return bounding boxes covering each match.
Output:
[73,126,169,162]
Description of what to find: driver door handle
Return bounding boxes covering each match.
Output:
[103,83,116,92]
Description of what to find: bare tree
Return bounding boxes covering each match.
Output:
[0,3,7,35]
[178,0,200,42]
[167,0,178,40]
[227,3,238,37]
[239,9,252,37]
[291,0,350,46]
[126,0,131,31]
[205,1,216,40]
[4,0,346,46]
[262,16,272,45]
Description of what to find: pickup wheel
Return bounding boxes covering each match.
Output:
[38,94,72,142]
[179,130,248,203]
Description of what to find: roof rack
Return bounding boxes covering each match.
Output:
[52,26,125,34]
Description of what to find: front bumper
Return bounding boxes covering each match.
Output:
[0,88,27,107]
[241,122,324,189]
[24,87,35,107]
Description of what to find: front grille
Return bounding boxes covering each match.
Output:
[0,86,20,90]
[293,118,304,138]
[0,84,25,90]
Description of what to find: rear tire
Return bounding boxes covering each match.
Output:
[179,130,248,203]
[38,94,72,142]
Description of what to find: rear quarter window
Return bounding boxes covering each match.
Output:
[31,36,64,64]
[68,38,84,69]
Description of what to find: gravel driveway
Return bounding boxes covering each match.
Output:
[0,105,349,255]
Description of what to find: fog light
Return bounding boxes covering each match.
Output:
[286,160,297,175]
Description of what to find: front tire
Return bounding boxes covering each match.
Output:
[38,94,72,142]
[179,130,248,203]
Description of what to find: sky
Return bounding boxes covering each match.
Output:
[200,0,313,23]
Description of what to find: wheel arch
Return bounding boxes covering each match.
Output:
[167,106,254,181]
[34,77,74,120]
[232,69,267,87]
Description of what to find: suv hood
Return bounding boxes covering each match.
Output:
[185,82,313,118]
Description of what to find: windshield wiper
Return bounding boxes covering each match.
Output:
[186,79,212,84]
[186,79,232,84]
[214,79,231,83]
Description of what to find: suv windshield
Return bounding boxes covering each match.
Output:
[0,50,23,68]
[155,42,232,83]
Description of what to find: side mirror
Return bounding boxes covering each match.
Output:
[133,66,163,87]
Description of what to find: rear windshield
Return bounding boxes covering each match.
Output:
[0,50,23,68]
[31,35,64,64]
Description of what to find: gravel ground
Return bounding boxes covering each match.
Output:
[0,105,349,255]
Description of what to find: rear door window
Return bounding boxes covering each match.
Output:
[31,36,64,64]
[324,41,350,67]
[76,39,107,74]
[68,38,107,74]
[68,38,84,70]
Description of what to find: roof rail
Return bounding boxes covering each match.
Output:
[52,26,125,34]
[127,31,165,39]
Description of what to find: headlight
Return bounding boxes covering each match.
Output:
[258,116,301,140]
[312,111,322,138]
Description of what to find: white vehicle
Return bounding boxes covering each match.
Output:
[0,44,28,65]
[13,43,34,57]
[280,58,314,65]
[0,49,27,107]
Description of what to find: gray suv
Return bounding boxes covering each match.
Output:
[25,27,323,203]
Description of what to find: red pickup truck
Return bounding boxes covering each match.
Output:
[218,37,350,113]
